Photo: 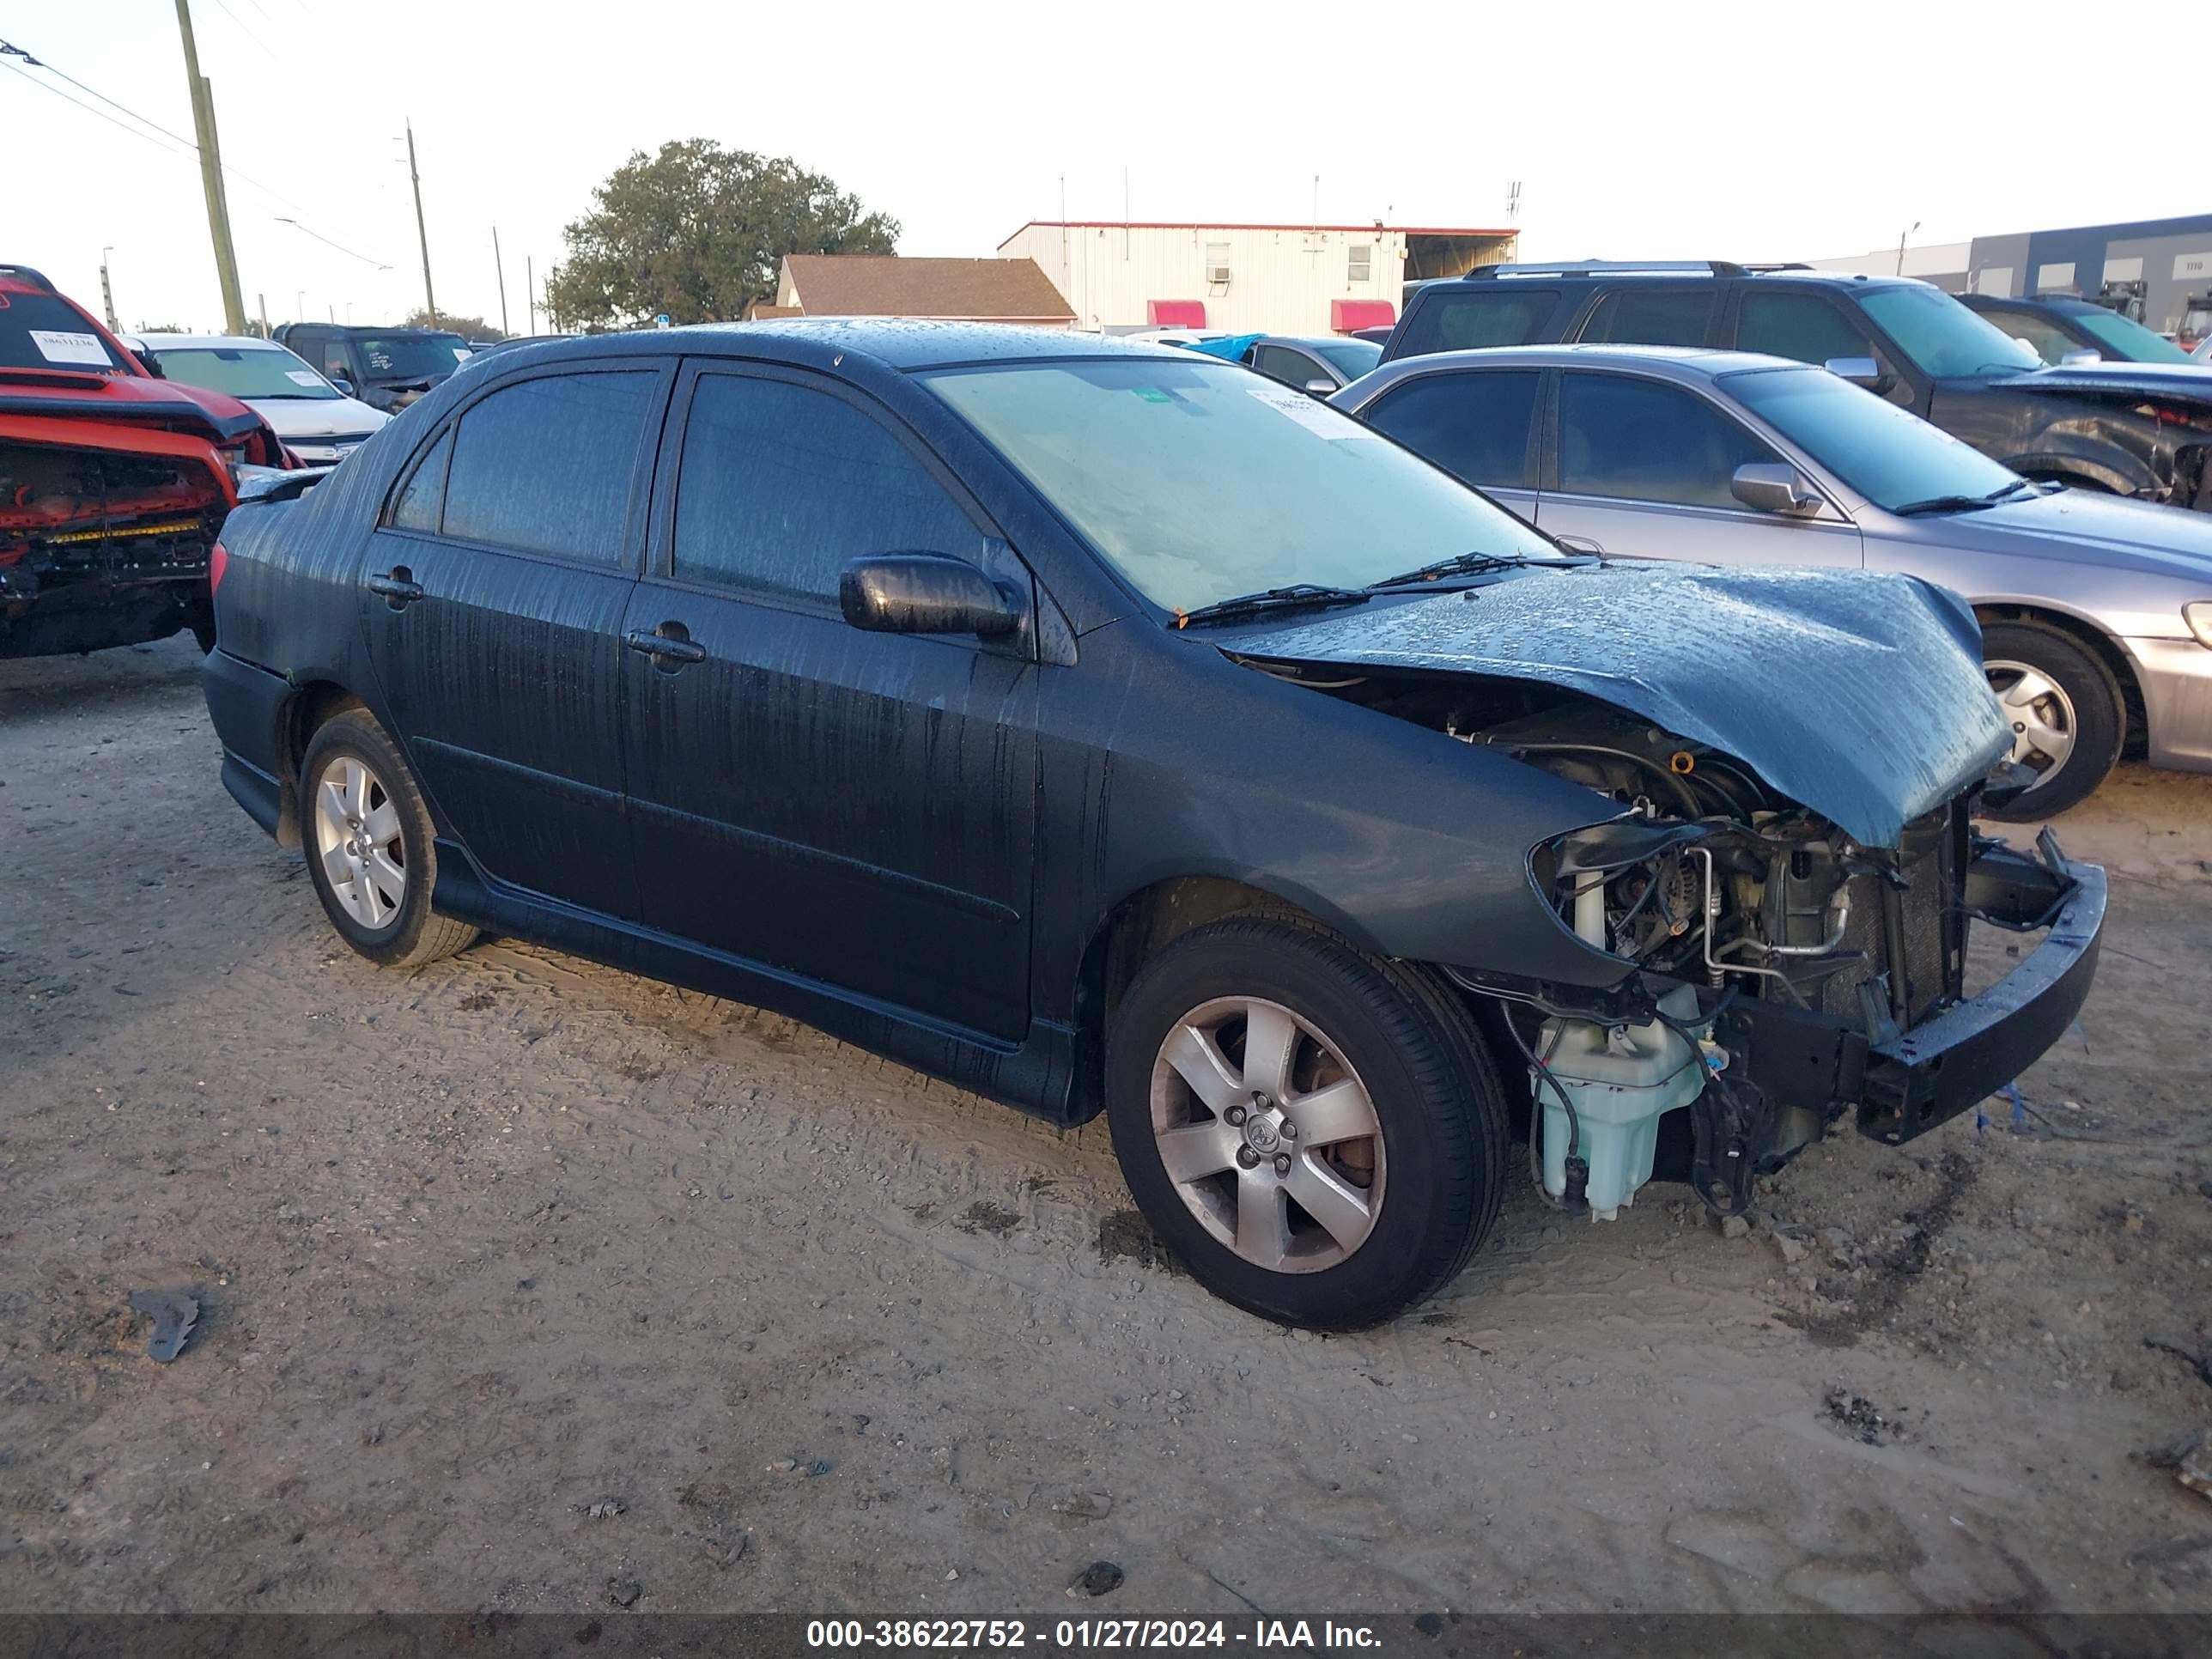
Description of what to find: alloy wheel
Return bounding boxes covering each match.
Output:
[1985,659,2078,788]
[312,754,407,930]
[1148,995,1385,1273]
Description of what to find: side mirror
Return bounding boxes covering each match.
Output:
[1303,378,1336,398]
[840,553,1024,639]
[2057,348,2102,367]
[1731,462,1822,516]
[1823,356,1887,391]
[330,375,356,397]
[135,352,167,380]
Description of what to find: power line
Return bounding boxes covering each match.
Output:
[0,37,198,150]
[206,0,287,68]
[275,216,391,270]
[0,56,193,156]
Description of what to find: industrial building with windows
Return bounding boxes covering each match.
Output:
[995,220,1519,337]
[1814,210,2212,340]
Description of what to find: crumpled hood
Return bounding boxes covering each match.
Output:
[1990,361,2212,404]
[247,395,388,441]
[1221,562,2013,849]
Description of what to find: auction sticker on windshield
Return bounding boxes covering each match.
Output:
[286,370,325,387]
[1248,385,1376,440]
[31,331,110,367]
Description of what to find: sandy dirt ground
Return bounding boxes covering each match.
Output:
[3,635,2210,1622]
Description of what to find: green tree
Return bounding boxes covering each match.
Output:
[544,140,898,331]
[402,309,505,341]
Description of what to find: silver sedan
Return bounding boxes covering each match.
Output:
[1333,343,2212,817]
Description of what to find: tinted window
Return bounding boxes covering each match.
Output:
[1858,286,2039,377]
[441,371,654,561]
[0,291,131,372]
[1255,344,1323,386]
[1397,290,1559,356]
[1973,307,2076,365]
[1557,373,1778,509]
[2068,307,2194,364]
[672,374,984,604]
[1577,289,1716,347]
[1735,293,1874,365]
[389,427,453,533]
[317,338,352,381]
[1363,370,1540,490]
[1316,338,1382,379]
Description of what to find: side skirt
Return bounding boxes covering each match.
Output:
[427,841,1081,1125]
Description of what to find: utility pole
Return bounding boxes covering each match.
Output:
[174,1,247,334]
[491,225,509,337]
[526,255,536,335]
[257,292,270,338]
[99,247,118,331]
[1896,220,1921,276]
[404,120,437,326]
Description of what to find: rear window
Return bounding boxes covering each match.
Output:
[0,290,131,373]
[1394,289,1559,357]
[440,371,656,562]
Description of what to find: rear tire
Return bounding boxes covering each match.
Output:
[299,708,478,968]
[1103,915,1504,1330]
[1978,621,2124,821]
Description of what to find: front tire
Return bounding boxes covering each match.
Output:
[1103,915,1504,1329]
[1979,621,2124,821]
[299,708,478,968]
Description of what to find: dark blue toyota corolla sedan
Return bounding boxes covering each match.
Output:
[201,320,2101,1328]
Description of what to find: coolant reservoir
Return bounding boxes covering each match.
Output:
[1534,983,1707,1220]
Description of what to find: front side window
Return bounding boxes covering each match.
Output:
[389,427,453,533]
[1724,365,2023,514]
[441,371,656,562]
[1577,289,1716,348]
[1429,291,1557,351]
[1857,286,2041,377]
[1363,369,1540,491]
[1557,373,1778,509]
[1974,307,2077,365]
[923,356,1551,613]
[672,374,985,604]
[317,338,352,381]
[1254,344,1323,387]
[1735,292,1874,366]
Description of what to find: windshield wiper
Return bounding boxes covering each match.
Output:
[1364,550,1583,590]
[1176,584,1371,628]
[1893,479,2036,517]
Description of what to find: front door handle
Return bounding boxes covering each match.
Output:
[623,627,708,665]
[365,568,425,606]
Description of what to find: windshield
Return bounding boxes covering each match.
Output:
[1725,365,2023,514]
[922,357,1552,613]
[1860,286,2042,378]
[2068,307,2195,364]
[0,291,131,373]
[144,343,342,400]
[1316,339,1382,379]
[353,333,471,381]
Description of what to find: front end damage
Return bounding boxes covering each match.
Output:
[1224,563,2106,1222]
[1,422,233,659]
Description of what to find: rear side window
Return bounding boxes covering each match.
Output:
[1557,373,1778,509]
[672,374,984,604]
[1362,370,1540,490]
[1577,289,1717,347]
[389,427,453,533]
[1396,289,1559,356]
[1735,292,1874,366]
[441,371,656,562]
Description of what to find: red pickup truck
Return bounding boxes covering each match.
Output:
[3,262,295,659]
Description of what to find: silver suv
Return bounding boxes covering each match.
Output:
[1334,343,2212,816]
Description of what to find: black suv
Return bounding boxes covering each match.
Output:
[272,324,477,413]
[1382,261,2212,511]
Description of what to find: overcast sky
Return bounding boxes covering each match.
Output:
[3,0,2193,334]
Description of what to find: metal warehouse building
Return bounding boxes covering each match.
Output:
[1814,211,2212,337]
[996,220,1519,337]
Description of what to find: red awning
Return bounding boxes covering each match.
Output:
[1146,300,1206,327]
[1330,300,1396,332]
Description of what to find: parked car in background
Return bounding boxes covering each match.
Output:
[1243,334,1383,394]
[203,320,2101,1329]
[271,322,475,413]
[1960,292,2205,368]
[3,261,295,659]
[1335,343,2212,816]
[1349,325,1395,345]
[1380,262,2212,512]
[126,333,388,465]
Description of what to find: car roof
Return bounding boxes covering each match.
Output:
[1337,342,1822,402]
[483,319,1210,375]
[1424,264,1925,295]
[132,332,290,349]
[1260,335,1371,350]
[1964,292,2100,315]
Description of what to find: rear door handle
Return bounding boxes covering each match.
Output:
[365,569,425,605]
[623,627,707,665]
